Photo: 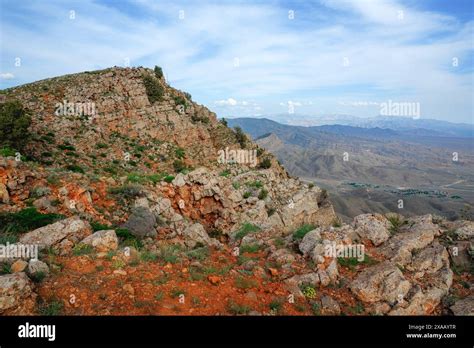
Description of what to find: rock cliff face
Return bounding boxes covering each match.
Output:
[0,67,471,316]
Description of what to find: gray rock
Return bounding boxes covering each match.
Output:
[27,259,49,278]
[80,230,118,252]
[182,223,222,249]
[122,207,157,238]
[19,216,92,256]
[0,272,36,314]
[350,261,411,304]
[298,229,321,255]
[353,213,390,246]
[450,295,474,316]
[454,221,474,240]
[321,295,341,315]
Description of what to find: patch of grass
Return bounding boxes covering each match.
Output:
[175,147,185,159]
[337,255,378,270]
[90,221,110,232]
[234,222,260,240]
[30,271,47,283]
[140,251,158,262]
[153,274,170,285]
[65,164,85,173]
[0,207,63,234]
[269,299,284,313]
[258,189,268,200]
[243,191,251,199]
[349,302,365,315]
[227,300,251,315]
[1,263,11,275]
[170,287,186,298]
[163,175,175,183]
[112,259,126,269]
[173,160,187,173]
[240,244,261,254]
[72,244,94,256]
[219,169,231,177]
[159,245,181,264]
[116,228,143,250]
[311,302,321,315]
[154,291,164,301]
[38,299,63,316]
[387,215,406,235]
[108,185,142,199]
[234,276,258,289]
[186,246,210,261]
[332,218,342,228]
[293,224,316,240]
[232,182,240,190]
[246,180,263,188]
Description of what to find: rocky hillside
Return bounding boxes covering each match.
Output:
[0,67,472,316]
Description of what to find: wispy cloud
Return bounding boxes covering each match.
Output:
[0,0,472,122]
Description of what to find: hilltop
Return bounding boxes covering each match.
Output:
[0,67,472,316]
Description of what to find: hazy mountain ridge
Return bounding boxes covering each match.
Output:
[228,117,474,221]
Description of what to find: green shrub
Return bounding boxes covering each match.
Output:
[258,189,268,200]
[72,244,93,256]
[227,300,250,315]
[220,118,228,127]
[0,147,16,157]
[65,164,84,173]
[219,169,231,177]
[91,221,110,232]
[108,185,142,199]
[173,160,186,173]
[0,207,63,234]
[234,222,260,240]
[143,75,164,103]
[175,147,185,159]
[293,224,315,240]
[154,65,163,79]
[163,175,175,183]
[234,126,247,148]
[0,100,31,150]
[243,191,251,199]
[38,299,63,315]
[259,157,272,169]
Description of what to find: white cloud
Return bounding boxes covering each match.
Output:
[0,73,15,80]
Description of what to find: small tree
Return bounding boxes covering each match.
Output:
[234,126,247,148]
[0,100,31,151]
[220,118,228,127]
[143,75,164,103]
[154,65,163,79]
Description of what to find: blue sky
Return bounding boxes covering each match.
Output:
[0,0,473,123]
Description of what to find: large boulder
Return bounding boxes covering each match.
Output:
[454,221,474,240]
[379,224,436,267]
[406,243,449,278]
[353,213,390,246]
[122,207,157,238]
[350,261,411,304]
[0,182,9,204]
[182,223,222,249]
[19,216,92,256]
[79,230,118,252]
[0,272,37,315]
[450,295,474,316]
[389,267,453,315]
[298,229,321,256]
